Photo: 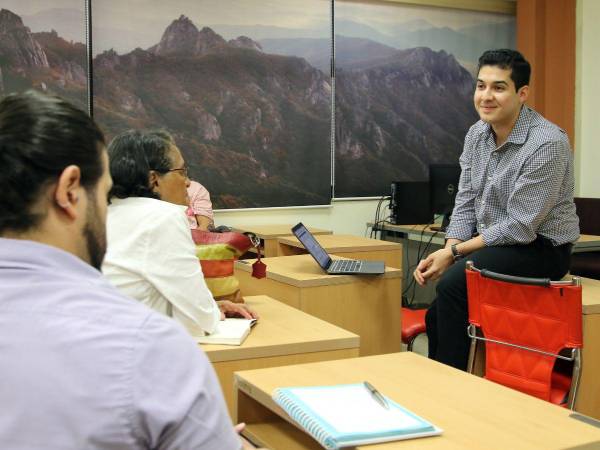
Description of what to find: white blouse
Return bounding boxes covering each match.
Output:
[102,197,220,336]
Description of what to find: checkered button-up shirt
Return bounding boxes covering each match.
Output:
[446,106,579,246]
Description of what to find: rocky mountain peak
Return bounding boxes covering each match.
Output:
[229,35,262,52]
[0,9,49,68]
[0,8,24,34]
[151,17,229,57]
[195,26,227,54]
[94,48,120,70]
[153,15,199,55]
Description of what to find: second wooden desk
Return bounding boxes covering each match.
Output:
[235,254,402,356]
[200,295,359,416]
[235,352,600,450]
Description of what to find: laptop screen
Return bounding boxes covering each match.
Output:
[291,223,331,270]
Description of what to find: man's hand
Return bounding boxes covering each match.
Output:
[235,422,265,450]
[217,300,259,320]
[413,247,454,286]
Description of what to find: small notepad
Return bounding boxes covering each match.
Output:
[273,383,442,449]
[195,318,257,345]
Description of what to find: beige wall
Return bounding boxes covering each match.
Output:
[575,0,600,197]
[214,198,384,237]
[216,0,597,235]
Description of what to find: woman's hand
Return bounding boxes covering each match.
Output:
[217,300,259,320]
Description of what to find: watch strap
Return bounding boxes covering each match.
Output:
[450,243,463,261]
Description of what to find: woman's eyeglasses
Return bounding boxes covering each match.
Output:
[167,165,188,177]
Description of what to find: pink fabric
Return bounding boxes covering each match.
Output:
[186,181,213,229]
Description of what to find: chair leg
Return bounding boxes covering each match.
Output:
[407,336,416,352]
[567,348,582,410]
[466,324,478,374]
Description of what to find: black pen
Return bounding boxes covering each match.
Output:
[364,381,389,409]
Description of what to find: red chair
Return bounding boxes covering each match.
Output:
[401,307,427,352]
[465,261,583,409]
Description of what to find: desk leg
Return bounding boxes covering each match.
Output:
[263,239,280,258]
[575,314,600,419]
[277,244,306,257]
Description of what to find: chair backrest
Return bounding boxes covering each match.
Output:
[466,263,582,405]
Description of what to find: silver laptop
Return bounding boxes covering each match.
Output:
[291,223,385,275]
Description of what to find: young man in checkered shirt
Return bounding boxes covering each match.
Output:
[414,49,580,370]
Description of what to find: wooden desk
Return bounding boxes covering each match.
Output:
[371,222,600,306]
[235,254,402,356]
[231,224,332,257]
[234,352,600,450]
[200,295,359,416]
[576,235,600,252]
[576,277,600,419]
[277,234,403,268]
[369,223,443,306]
[371,222,600,253]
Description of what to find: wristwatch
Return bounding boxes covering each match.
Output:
[450,244,463,262]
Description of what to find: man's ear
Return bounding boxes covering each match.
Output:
[54,165,82,220]
[518,85,529,104]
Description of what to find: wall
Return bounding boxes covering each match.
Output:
[574,0,600,197]
[517,0,576,144]
[214,199,384,237]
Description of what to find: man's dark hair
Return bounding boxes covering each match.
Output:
[107,130,174,200]
[477,49,531,91]
[0,90,105,234]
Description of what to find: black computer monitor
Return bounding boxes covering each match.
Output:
[429,164,461,231]
[389,181,431,225]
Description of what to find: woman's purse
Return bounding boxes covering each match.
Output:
[191,229,265,302]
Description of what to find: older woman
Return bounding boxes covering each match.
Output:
[102,130,255,337]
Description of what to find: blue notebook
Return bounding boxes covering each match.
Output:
[273,383,442,449]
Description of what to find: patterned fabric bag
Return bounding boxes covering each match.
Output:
[191,229,261,302]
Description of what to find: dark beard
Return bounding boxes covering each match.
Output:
[83,193,107,270]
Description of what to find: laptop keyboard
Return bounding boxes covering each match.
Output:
[329,259,362,273]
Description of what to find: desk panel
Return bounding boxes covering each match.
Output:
[235,255,402,356]
[235,352,600,450]
[231,224,332,257]
[200,295,359,415]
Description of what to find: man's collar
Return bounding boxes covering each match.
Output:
[0,237,102,280]
[504,106,531,145]
[483,105,531,147]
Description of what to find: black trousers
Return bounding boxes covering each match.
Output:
[425,237,573,371]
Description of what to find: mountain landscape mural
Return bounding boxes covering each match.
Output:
[1,3,513,205]
[93,15,332,208]
[0,8,86,110]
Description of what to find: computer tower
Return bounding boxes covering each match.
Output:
[390,181,431,225]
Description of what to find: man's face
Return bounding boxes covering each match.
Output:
[83,149,112,270]
[474,65,527,128]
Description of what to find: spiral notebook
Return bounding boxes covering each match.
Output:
[273,383,442,449]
